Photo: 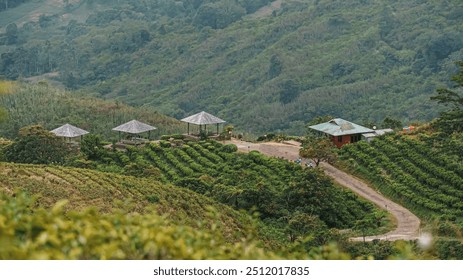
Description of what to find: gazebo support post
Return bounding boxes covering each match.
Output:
[187,123,190,135]
[216,123,219,135]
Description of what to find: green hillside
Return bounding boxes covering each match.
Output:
[0,82,184,139]
[338,130,463,259]
[2,0,463,260]
[340,132,463,219]
[1,0,461,134]
[0,141,396,259]
[0,190,278,260]
[67,139,392,245]
[0,162,255,242]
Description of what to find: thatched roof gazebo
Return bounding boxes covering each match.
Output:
[112,119,156,141]
[50,123,89,140]
[181,111,226,135]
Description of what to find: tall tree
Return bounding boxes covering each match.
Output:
[382,117,402,130]
[431,61,463,133]
[80,134,104,160]
[307,115,334,128]
[299,136,337,167]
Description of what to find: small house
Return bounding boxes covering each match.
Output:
[309,118,374,148]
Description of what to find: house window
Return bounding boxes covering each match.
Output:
[338,136,343,142]
[351,134,360,143]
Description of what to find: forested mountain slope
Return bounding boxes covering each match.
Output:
[0,0,462,134]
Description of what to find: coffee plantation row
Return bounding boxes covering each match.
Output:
[340,134,463,220]
[0,140,393,259]
[81,140,381,233]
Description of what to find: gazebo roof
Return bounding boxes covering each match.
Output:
[112,119,156,134]
[181,111,226,125]
[50,124,89,138]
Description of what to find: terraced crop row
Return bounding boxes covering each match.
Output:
[137,141,305,188]
[340,135,463,218]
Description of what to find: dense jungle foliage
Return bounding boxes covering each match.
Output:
[0,0,462,134]
[0,0,32,12]
[431,61,463,133]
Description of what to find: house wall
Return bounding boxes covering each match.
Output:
[330,134,362,148]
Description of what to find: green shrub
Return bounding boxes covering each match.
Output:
[435,240,463,260]
[3,125,70,164]
[160,134,184,140]
[175,177,212,195]
[159,140,171,148]
[146,194,160,203]
[149,142,162,152]
[171,134,185,140]
[221,144,238,153]
[81,134,104,160]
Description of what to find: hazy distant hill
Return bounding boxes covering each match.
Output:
[0,0,462,134]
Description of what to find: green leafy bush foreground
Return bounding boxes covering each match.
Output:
[2,193,420,260]
[0,193,276,260]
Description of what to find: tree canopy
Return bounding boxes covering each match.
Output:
[299,136,337,167]
[3,125,70,164]
[431,61,463,133]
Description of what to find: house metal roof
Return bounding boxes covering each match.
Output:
[362,128,395,139]
[112,120,156,134]
[50,124,89,138]
[309,118,373,136]
[181,111,226,125]
[375,128,394,135]
[362,133,377,138]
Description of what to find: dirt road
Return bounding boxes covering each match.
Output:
[225,139,421,241]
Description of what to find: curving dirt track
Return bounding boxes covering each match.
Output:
[224,139,421,241]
